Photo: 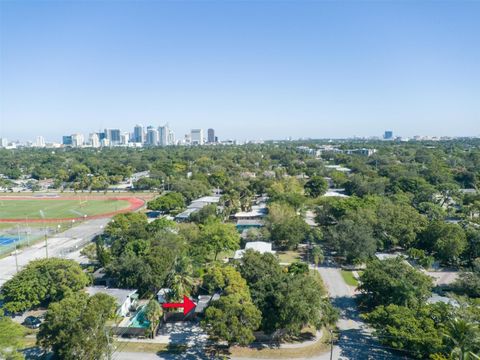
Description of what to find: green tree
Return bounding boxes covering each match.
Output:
[147,192,185,213]
[202,265,251,300]
[453,258,480,298]
[327,216,377,264]
[238,250,335,337]
[444,318,480,360]
[144,299,163,339]
[0,312,26,360]
[419,221,467,265]
[375,199,427,249]
[266,202,310,250]
[311,245,324,266]
[304,176,328,198]
[1,258,89,313]
[363,304,444,359]
[358,258,433,309]
[198,220,240,260]
[37,292,116,360]
[202,293,261,346]
[105,213,149,257]
[288,261,309,275]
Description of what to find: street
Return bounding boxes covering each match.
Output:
[0,218,109,286]
[317,264,408,360]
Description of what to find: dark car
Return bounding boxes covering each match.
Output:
[22,316,42,329]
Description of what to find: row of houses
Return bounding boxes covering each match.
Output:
[174,195,221,222]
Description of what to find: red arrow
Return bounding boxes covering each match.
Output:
[162,295,196,315]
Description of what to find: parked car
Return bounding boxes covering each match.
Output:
[22,316,41,329]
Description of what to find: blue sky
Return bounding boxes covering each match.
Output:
[0,1,479,142]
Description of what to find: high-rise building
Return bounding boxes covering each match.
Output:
[133,125,144,143]
[168,128,175,145]
[158,125,169,146]
[190,129,204,145]
[62,135,73,146]
[71,133,84,147]
[384,130,393,140]
[104,129,121,144]
[35,136,46,148]
[207,128,215,143]
[0,138,8,148]
[146,127,159,146]
[120,133,129,145]
[89,133,100,148]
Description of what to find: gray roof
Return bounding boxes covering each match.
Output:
[236,219,264,226]
[86,286,136,306]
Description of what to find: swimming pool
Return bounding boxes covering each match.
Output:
[129,306,150,329]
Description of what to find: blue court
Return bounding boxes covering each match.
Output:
[0,236,19,246]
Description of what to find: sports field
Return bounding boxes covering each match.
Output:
[0,195,145,222]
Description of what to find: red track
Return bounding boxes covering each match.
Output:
[0,196,145,223]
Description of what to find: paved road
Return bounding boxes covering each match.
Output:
[317,265,408,360]
[0,218,109,286]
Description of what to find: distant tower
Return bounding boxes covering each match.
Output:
[90,133,100,148]
[190,129,204,145]
[207,128,215,143]
[71,133,84,147]
[158,125,169,146]
[146,127,159,146]
[384,130,393,140]
[133,125,144,143]
[35,136,46,148]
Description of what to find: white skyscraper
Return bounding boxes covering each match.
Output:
[158,125,169,146]
[190,129,204,145]
[168,128,175,145]
[0,138,8,148]
[35,136,46,148]
[71,133,84,147]
[89,133,100,148]
[146,127,159,146]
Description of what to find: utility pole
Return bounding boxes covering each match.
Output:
[106,328,112,360]
[329,328,334,360]
[14,226,20,273]
[44,226,48,258]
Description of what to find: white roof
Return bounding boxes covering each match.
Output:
[234,241,275,259]
[427,294,459,307]
[324,189,350,198]
[375,252,403,261]
[234,205,267,218]
[325,165,351,172]
[193,196,220,203]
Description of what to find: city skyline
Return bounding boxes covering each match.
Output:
[1,1,479,141]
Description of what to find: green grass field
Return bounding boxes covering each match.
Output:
[0,199,130,220]
[341,270,359,287]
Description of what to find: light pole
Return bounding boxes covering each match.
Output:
[25,215,30,246]
[14,226,20,273]
[44,226,48,259]
[329,328,334,360]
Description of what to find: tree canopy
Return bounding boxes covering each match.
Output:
[1,258,89,313]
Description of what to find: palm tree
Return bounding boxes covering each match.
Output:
[170,273,195,300]
[444,318,480,360]
[144,300,163,339]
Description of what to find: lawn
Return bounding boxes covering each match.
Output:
[229,328,331,359]
[277,250,301,264]
[0,198,130,220]
[341,270,358,287]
